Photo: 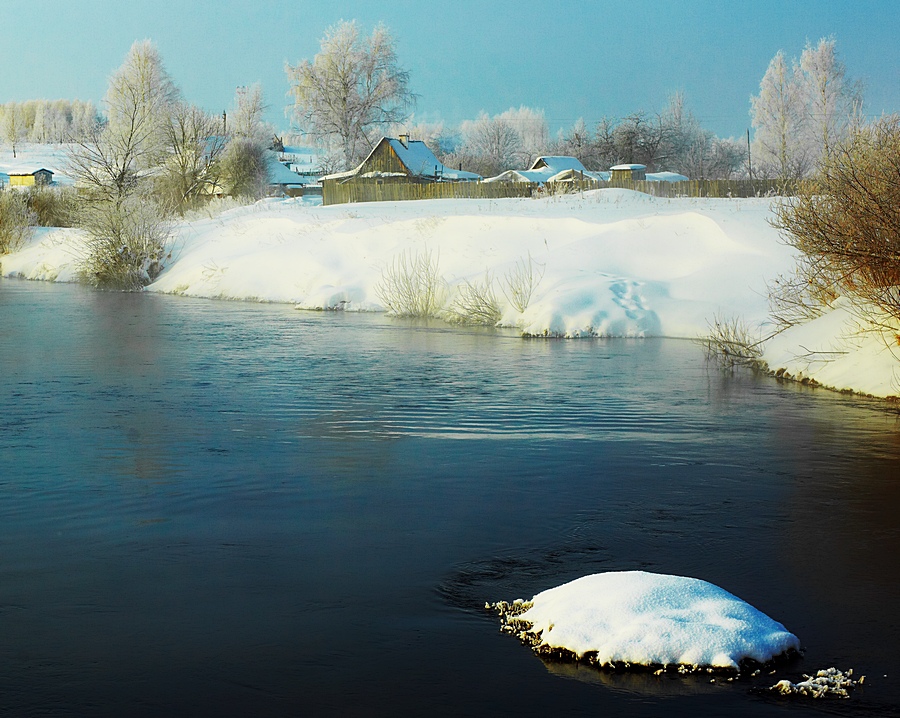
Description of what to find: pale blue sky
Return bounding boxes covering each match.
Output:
[1,0,898,139]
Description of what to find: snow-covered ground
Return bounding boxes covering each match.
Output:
[493,571,800,670]
[3,188,898,398]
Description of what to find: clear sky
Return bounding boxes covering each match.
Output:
[2,0,898,140]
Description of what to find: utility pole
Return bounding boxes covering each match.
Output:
[747,129,753,183]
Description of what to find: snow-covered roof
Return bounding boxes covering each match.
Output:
[386,138,481,181]
[485,156,597,185]
[529,156,586,173]
[483,168,556,184]
[610,163,647,171]
[5,166,54,176]
[646,171,689,182]
[546,168,610,183]
[485,165,609,185]
[279,145,321,175]
[266,152,307,187]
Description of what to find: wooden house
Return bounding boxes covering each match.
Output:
[609,164,646,181]
[8,168,54,187]
[322,136,480,191]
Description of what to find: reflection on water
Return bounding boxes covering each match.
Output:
[1,279,899,717]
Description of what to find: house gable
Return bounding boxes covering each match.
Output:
[529,156,586,173]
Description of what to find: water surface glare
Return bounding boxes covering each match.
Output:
[1,279,899,717]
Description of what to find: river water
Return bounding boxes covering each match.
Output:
[1,279,899,717]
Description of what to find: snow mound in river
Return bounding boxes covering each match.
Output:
[493,571,800,670]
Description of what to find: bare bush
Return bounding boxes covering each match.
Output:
[24,185,78,227]
[772,115,900,319]
[0,190,36,253]
[766,254,840,331]
[446,272,502,325]
[76,193,172,290]
[375,248,448,317]
[701,314,766,369]
[501,254,545,313]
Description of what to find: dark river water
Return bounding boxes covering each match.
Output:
[1,279,899,717]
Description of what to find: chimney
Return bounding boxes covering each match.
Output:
[399,133,409,149]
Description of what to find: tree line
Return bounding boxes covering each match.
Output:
[0,99,100,156]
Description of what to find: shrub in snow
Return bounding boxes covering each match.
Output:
[701,313,766,370]
[76,193,171,290]
[490,571,800,672]
[375,247,448,317]
[446,272,502,326]
[0,190,36,254]
[501,253,545,313]
[773,115,900,323]
[23,185,78,228]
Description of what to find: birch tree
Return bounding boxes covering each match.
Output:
[68,40,179,289]
[1,103,26,158]
[750,50,809,179]
[157,102,228,212]
[799,37,863,161]
[751,38,863,178]
[286,20,415,169]
[68,39,181,204]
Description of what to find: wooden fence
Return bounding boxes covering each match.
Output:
[322,180,534,206]
[322,177,800,206]
[599,178,801,198]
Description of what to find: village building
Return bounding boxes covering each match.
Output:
[609,163,647,181]
[6,167,54,187]
[322,135,481,189]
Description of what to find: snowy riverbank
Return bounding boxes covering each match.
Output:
[3,189,898,398]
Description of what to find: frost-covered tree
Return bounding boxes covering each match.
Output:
[750,50,810,179]
[1,103,26,158]
[611,111,669,169]
[68,40,180,204]
[230,84,274,145]
[104,39,181,172]
[751,38,863,179]
[220,85,271,199]
[1,99,100,145]
[497,106,549,168]
[798,37,863,161]
[286,20,415,169]
[450,112,522,177]
[67,40,179,289]
[156,102,228,212]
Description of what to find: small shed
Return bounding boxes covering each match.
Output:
[8,168,54,187]
[609,164,646,181]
